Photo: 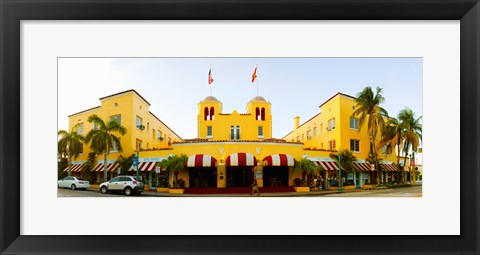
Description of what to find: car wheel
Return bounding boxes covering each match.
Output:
[71,184,76,190]
[100,186,108,194]
[124,187,132,196]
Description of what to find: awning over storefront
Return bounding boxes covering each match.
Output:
[186,154,217,167]
[262,154,296,167]
[311,160,339,171]
[226,152,257,166]
[92,163,120,172]
[63,163,85,172]
[381,163,398,172]
[128,162,159,172]
[353,162,373,172]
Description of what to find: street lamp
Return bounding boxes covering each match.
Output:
[337,154,343,193]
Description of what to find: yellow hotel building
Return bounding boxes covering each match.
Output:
[64,90,401,193]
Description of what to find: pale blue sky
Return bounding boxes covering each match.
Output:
[58,58,422,139]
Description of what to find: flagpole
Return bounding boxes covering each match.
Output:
[210,64,212,96]
[256,64,259,97]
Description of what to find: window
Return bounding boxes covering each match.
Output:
[168,137,172,145]
[136,139,142,151]
[329,140,336,150]
[350,139,360,152]
[204,107,209,121]
[382,145,388,155]
[152,129,155,139]
[320,123,323,132]
[110,114,121,125]
[79,143,84,154]
[76,123,84,135]
[328,118,335,130]
[256,107,260,120]
[109,177,121,183]
[119,177,130,182]
[157,131,162,141]
[313,127,317,137]
[207,126,212,138]
[230,125,240,140]
[210,107,215,120]
[93,122,98,131]
[350,117,359,130]
[147,122,150,131]
[307,130,312,140]
[136,116,143,129]
[296,136,300,142]
[111,138,120,152]
[261,108,265,121]
[258,126,264,138]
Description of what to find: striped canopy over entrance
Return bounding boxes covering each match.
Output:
[312,160,339,171]
[92,163,120,172]
[63,163,85,172]
[226,153,257,166]
[353,162,374,172]
[128,161,159,172]
[187,154,217,167]
[263,154,296,167]
[381,163,398,172]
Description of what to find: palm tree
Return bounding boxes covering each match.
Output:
[159,154,188,188]
[398,108,422,184]
[379,117,404,184]
[115,154,135,176]
[84,114,127,182]
[58,124,85,177]
[330,149,357,186]
[352,86,388,186]
[293,158,320,186]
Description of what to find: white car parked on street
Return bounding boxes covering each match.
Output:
[58,176,90,190]
[99,176,144,196]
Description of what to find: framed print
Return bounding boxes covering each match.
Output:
[1,0,479,254]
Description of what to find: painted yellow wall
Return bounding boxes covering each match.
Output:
[283,93,397,163]
[197,96,272,140]
[66,90,182,164]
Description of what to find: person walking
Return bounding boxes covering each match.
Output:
[251,178,260,196]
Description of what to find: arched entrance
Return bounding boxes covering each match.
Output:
[187,154,217,188]
[262,154,295,187]
[226,153,257,187]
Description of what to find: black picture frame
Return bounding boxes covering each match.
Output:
[1,0,479,254]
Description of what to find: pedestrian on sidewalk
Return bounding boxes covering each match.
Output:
[251,178,260,196]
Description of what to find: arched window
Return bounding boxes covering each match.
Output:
[230,126,235,140]
[236,126,240,140]
[255,107,260,120]
[210,107,215,120]
[204,107,209,121]
[261,108,265,121]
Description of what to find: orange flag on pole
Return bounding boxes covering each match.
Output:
[251,67,257,83]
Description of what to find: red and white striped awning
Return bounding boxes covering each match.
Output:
[92,163,120,172]
[187,154,217,167]
[226,153,257,166]
[63,163,85,172]
[381,163,397,172]
[263,154,296,167]
[353,162,373,172]
[312,161,339,171]
[128,162,159,172]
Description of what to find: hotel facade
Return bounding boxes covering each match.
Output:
[63,90,410,192]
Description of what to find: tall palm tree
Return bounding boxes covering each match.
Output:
[398,108,422,183]
[379,117,404,184]
[330,149,357,186]
[352,86,388,186]
[84,114,127,182]
[159,154,188,188]
[115,154,135,176]
[58,124,85,177]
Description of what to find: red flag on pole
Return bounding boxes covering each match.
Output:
[251,67,257,83]
[208,68,214,85]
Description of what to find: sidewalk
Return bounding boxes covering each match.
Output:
[139,188,364,197]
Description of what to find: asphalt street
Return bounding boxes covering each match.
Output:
[58,185,422,197]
